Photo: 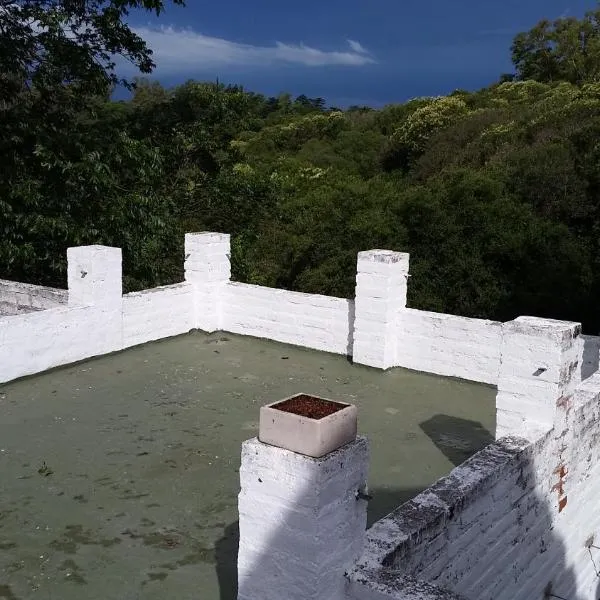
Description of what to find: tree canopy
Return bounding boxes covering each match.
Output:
[2,2,600,332]
[511,5,600,84]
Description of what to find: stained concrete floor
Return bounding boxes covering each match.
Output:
[0,331,496,600]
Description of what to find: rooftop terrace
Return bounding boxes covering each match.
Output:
[5,234,598,599]
[0,331,495,600]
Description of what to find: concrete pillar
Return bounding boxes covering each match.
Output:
[352,250,409,369]
[67,245,122,308]
[496,316,582,441]
[67,244,123,353]
[237,436,369,600]
[184,232,230,332]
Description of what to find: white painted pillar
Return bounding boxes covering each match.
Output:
[353,250,409,369]
[67,245,122,308]
[184,232,230,332]
[237,436,369,600]
[496,316,582,441]
[67,244,123,352]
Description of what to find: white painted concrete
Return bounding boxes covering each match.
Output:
[184,232,230,332]
[122,283,194,348]
[342,317,600,600]
[223,282,354,356]
[396,309,501,385]
[0,304,117,382]
[3,233,600,599]
[496,317,582,441]
[237,436,369,600]
[67,245,122,309]
[0,279,67,316]
[353,250,409,369]
[5,231,591,388]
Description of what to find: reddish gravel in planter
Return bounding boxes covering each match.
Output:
[272,394,348,419]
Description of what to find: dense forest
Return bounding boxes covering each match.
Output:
[3,2,600,330]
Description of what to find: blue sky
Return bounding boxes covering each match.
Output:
[120,0,599,107]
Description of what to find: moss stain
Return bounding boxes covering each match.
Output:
[49,525,121,554]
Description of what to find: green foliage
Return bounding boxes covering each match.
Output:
[241,168,401,296]
[0,0,185,97]
[381,96,470,171]
[1,102,180,290]
[511,6,600,84]
[4,1,600,333]
[0,0,185,290]
[395,169,591,321]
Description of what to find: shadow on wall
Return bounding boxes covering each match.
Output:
[213,433,600,599]
[213,438,370,600]
[346,300,356,361]
[215,521,239,600]
[213,486,430,600]
[367,434,599,600]
[419,414,495,467]
[489,446,591,600]
[216,482,471,599]
[582,335,600,381]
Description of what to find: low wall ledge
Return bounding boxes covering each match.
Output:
[347,568,467,599]
[360,436,531,570]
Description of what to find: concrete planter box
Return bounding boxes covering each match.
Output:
[259,393,358,458]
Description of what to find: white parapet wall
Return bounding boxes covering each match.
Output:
[342,317,600,600]
[0,279,68,316]
[496,317,582,440]
[1,231,598,387]
[122,283,194,348]
[4,233,600,599]
[184,232,231,332]
[0,246,124,382]
[353,250,409,369]
[222,282,354,356]
[235,317,600,600]
[395,310,502,385]
[0,305,122,382]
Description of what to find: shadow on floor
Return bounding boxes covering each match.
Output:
[215,520,239,600]
[419,414,494,467]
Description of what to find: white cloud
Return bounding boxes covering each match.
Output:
[347,39,368,55]
[130,26,375,72]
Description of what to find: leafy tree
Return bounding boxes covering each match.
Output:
[242,166,401,296]
[511,5,600,84]
[395,169,592,322]
[0,0,185,97]
[381,96,470,170]
[0,0,186,289]
[5,0,600,334]
[1,110,181,289]
[131,77,172,107]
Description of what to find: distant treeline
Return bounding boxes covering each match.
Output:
[3,2,600,331]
